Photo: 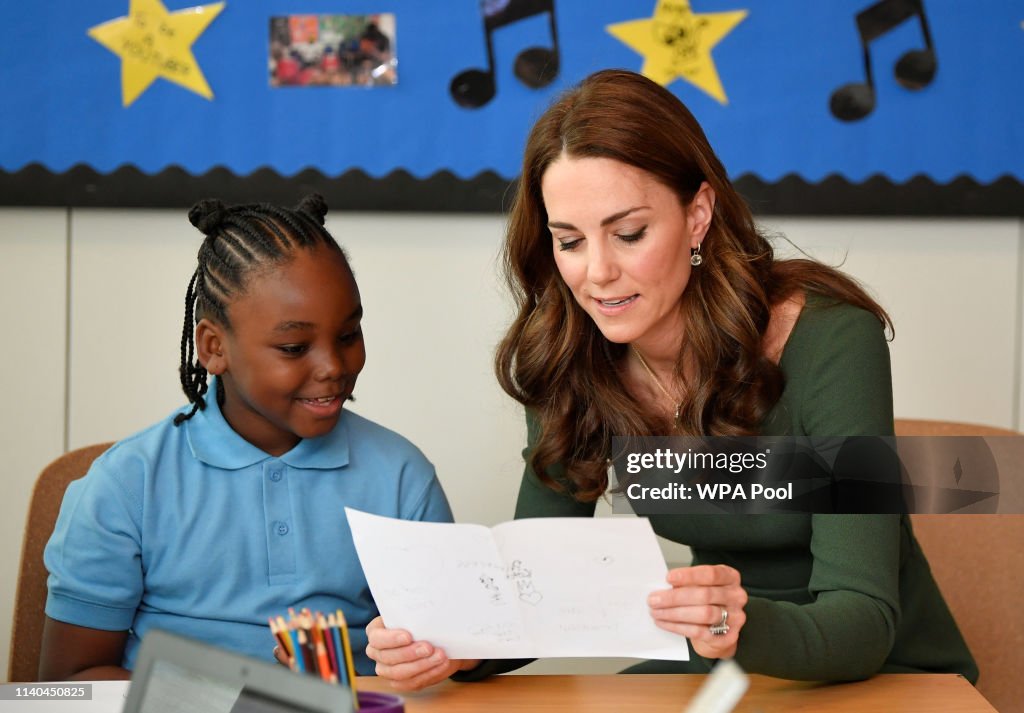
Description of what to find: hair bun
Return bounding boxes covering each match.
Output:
[188,198,228,234]
[296,193,328,225]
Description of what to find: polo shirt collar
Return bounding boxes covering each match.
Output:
[185,378,351,471]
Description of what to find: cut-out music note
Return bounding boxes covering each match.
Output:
[830,0,937,122]
[450,0,560,109]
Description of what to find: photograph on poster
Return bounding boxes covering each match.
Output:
[269,13,396,88]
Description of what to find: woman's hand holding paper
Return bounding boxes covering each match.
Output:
[648,564,748,660]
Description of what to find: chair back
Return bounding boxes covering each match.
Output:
[894,418,1019,438]
[896,418,1023,712]
[7,443,112,682]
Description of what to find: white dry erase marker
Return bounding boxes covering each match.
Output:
[681,659,750,713]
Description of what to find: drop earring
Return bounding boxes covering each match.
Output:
[690,243,703,267]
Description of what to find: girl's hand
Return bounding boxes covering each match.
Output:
[364,616,480,691]
[647,564,748,660]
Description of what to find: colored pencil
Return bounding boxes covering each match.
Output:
[269,616,295,672]
[276,617,295,658]
[328,613,348,688]
[296,628,314,674]
[268,617,287,653]
[320,613,340,684]
[275,617,294,657]
[285,622,303,672]
[337,609,360,710]
[314,636,331,682]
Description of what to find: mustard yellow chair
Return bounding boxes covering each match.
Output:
[896,418,1023,712]
[8,443,112,682]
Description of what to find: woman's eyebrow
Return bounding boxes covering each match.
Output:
[547,206,650,230]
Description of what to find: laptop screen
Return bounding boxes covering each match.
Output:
[123,630,351,713]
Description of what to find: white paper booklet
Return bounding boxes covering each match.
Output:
[346,508,689,660]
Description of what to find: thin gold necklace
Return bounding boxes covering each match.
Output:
[630,345,683,428]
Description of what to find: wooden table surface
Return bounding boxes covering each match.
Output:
[357,673,996,713]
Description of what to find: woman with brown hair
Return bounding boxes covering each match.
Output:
[364,69,976,690]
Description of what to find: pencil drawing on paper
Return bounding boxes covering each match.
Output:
[509,559,543,605]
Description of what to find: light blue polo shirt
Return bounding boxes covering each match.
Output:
[44,387,452,673]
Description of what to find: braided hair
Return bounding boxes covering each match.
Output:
[174,194,345,425]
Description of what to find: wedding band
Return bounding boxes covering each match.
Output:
[709,607,730,636]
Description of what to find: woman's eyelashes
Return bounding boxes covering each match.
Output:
[555,227,648,252]
[616,227,647,243]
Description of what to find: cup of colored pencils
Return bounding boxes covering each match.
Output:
[269,608,404,712]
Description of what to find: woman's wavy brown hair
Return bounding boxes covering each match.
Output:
[495,69,892,501]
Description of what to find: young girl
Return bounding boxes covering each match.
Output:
[40,195,452,680]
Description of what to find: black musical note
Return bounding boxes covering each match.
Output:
[450,0,560,109]
[830,0,937,122]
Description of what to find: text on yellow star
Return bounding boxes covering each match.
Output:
[88,0,225,106]
[607,0,747,104]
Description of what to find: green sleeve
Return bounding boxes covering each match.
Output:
[786,298,894,437]
[737,515,900,680]
[736,302,901,680]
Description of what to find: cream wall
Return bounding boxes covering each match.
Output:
[2,209,1022,680]
[1,209,67,682]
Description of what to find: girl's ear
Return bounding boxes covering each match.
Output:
[195,318,228,375]
[688,182,716,248]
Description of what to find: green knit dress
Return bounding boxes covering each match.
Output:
[458,296,977,683]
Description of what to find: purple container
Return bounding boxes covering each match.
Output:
[356,691,405,712]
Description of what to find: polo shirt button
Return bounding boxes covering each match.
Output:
[276,522,289,536]
[270,471,282,482]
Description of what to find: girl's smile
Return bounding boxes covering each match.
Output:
[296,394,345,417]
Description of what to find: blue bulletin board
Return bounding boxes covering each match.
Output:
[1,0,1022,214]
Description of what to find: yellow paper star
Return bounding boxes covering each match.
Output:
[608,0,747,104]
[88,0,225,106]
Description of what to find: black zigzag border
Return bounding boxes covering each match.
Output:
[1,164,1022,216]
